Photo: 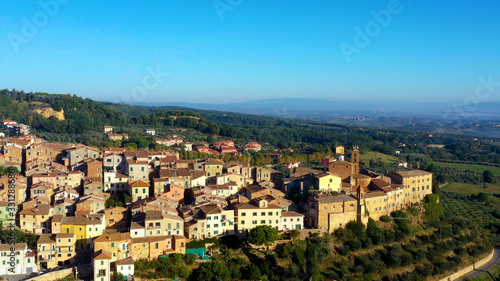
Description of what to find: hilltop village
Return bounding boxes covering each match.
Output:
[0,120,432,280]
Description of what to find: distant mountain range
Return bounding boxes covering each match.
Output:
[122,98,458,117]
[112,97,500,121]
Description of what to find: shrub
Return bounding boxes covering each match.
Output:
[408,207,419,216]
[380,215,392,223]
[185,253,197,265]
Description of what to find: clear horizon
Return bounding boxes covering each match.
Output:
[2,1,500,105]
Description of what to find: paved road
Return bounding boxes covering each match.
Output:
[457,248,500,280]
[1,274,30,281]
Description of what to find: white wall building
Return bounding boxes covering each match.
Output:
[0,243,38,275]
[115,256,134,280]
[94,250,112,281]
[279,211,305,231]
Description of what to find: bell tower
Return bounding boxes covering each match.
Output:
[351,147,360,174]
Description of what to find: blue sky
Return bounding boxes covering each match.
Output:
[1,0,500,104]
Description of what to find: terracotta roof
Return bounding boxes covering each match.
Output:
[145,210,163,220]
[352,185,370,193]
[204,159,224,165]
[37,234,56,244]
[70,144,100,152]
[19,204,51,216]
[129,179,150,187]
[364,191,387,199]
[236,201,281,210]
[280,211,305,217]
[105,147,126,152]
[115,172,129,178]
[176,168,191,177]
[199,205,222,215]
[316,172,339,179]
[391,184,404,189]
[352,173,371,179]
[311,195,357,204]
[161,156,178,163]
[370,178,390,190]
[359,169,382,178]
[56,233,76,238]
[123,151,149,158]
[51,214,64,222]
[0,243,26,252]
[132,235,173,244]
[392,170,432,177]
[93,232,131,242]
[61,214,104,226]
[79,194,106,202]
[126,159,148,165]
[31,181,55,189]
[94,249,112,260]
[115,256,134,266]
[104,206,127,212]
[130,222,144,229]
[191,170,206,179]
[330,161,353,166]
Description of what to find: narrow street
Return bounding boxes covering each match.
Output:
[457,248,500,280]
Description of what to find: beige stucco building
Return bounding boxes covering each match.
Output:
[386,170,433,206]
[306,194,358,233]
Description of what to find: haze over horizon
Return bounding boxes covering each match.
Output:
[2,1,500,105]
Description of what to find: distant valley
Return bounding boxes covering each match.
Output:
[119,98,500,137]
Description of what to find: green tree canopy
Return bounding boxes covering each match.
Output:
[483,170,496,183]
[248,225,279,246]
[424,194,445,221]
[190,260,231,281]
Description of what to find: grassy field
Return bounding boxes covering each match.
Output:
[442,182,500,212]
[442,182,500,196]
[440,189,499,232]
[431,161,500,177]
[473,263,500,280]
[361,151,401,164]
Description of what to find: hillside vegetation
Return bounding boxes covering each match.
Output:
[134,199,494,281]
[2,89,500,172]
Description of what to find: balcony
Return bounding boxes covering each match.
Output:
[39,249,56,254]
[38,256,52,262]
[57,251,73,255]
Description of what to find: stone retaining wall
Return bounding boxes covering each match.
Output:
[439,249,495,281]
[25,268,73,281]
